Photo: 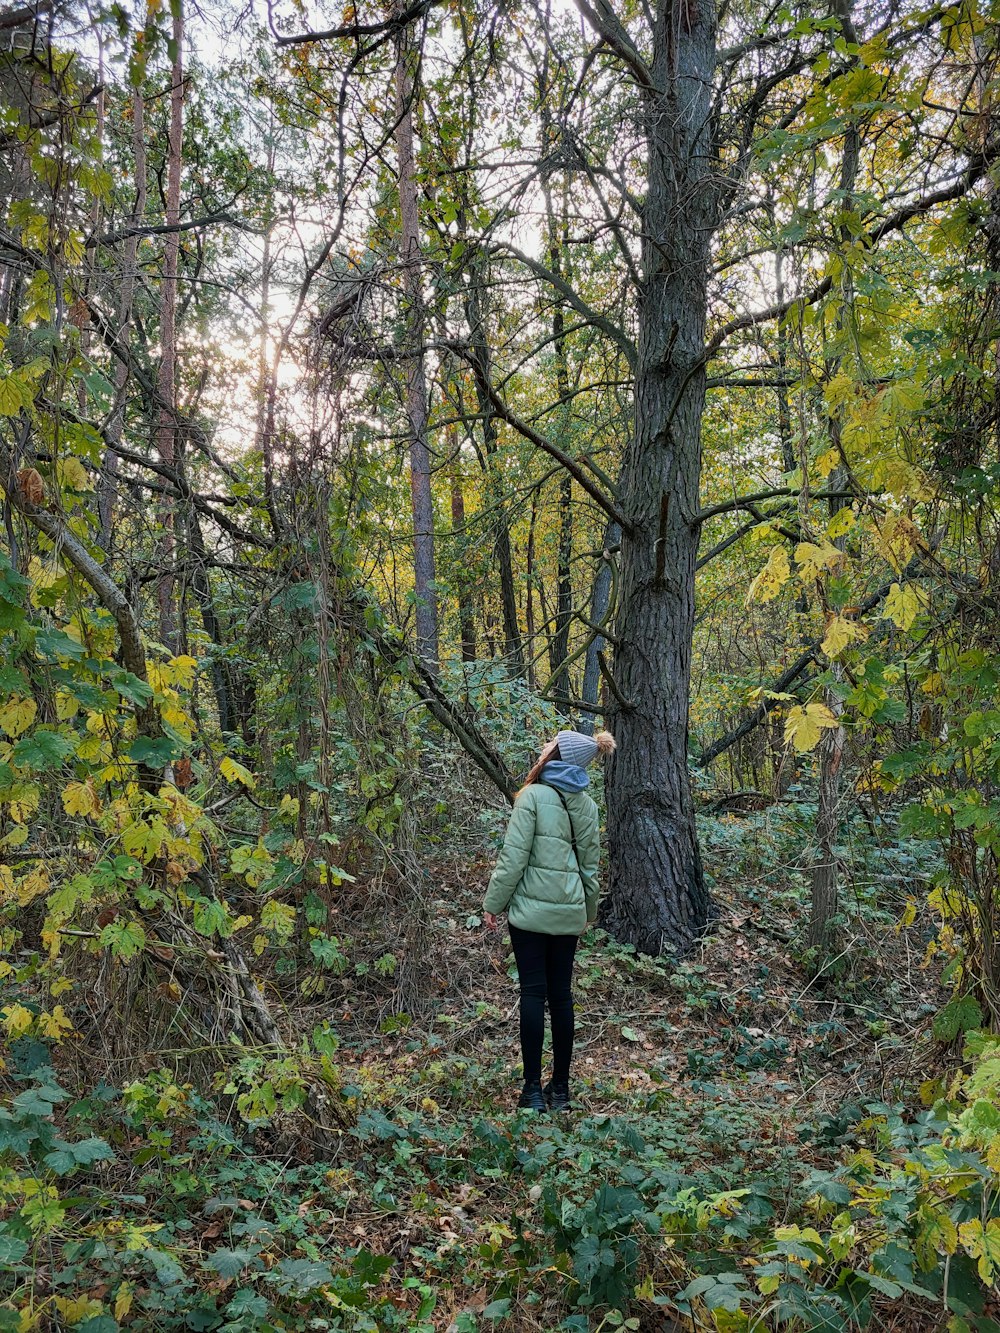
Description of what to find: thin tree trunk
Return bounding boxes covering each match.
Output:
[394,22,438,669]
[98,82,146,550]
[541,84,573,706]
[465,262,526,677]
[155,6,183,651]
[601,0,716,955]
[581,520,620,732]
[808,0,860,959]
[775,242,795,475]
[185,505,234,734]
[808,681,844,955]
[448,425,476,663]
[525,490,538,691]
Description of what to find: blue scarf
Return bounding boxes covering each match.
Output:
[540,760,590,793]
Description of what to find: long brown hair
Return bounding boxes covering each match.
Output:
[519,740,560,796]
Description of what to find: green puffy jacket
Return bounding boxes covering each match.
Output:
[483,782,601,935]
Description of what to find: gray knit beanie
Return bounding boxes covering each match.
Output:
[555,729,616,767]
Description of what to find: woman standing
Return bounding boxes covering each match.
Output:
[484,729,616,1110]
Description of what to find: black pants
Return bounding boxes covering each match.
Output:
[509,924,578,1085]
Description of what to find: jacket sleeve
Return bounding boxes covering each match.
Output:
[580,802,602,923]
[483,791,536,915]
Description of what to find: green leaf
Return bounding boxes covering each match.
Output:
[12,729,74,771]
[483,1299,512,1319]
[110,671,154,705]
[933,995,983,1043]
[205,1247,256,1278]
[273,1257,334,1291]
[0,666,28,694]
[191,898,231,939]
[225,1291,268,1318]
[128,735,179,766]
[35,627,87,660]
[0,1232,28,1266]
[99,919,146,961]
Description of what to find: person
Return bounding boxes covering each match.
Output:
[483,728,616,1111]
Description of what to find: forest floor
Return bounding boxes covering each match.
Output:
[223,803,951,1331]
[18,803,969,1332]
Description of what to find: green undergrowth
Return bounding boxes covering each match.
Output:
[1,1022,999,1333]
[2,802,998,1331]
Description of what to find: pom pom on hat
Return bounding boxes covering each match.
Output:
[594,730,616,756]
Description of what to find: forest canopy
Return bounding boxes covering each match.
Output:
[1,0,1000,1328]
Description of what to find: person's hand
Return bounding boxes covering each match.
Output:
[484,912,500,931]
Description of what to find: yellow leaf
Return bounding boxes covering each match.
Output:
[55,691,79,721]
[0,696,37,737]
[826,506,856,540]
[55,456,92,491]
[795,540,844,582]
[37,1005,74,1040]
[824,371,858,414]
[220,756,255,789]
[815,447,841,479]
[784,702,840,753]
[121,818,165,863]
[921,671,944,696]
[821,615,867,659]
[879,458,930,499]
[2,1002,34,1036]
[17,866,48,906]
[115,1283,134,1322]
[746,546,791,604]
[0,823,29,850]
[879,379,924,416]
[958,1217,1000,1284]
[54,1297,103,1324]
[62,779,101,818]
[172,654,197,687]
[884,582,924,631]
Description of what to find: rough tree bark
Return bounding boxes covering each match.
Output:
[394,18,438,669]
[600,0,717,954]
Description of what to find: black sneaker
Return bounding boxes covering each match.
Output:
[517,1080,547,1111]
[544,1080,571,1111]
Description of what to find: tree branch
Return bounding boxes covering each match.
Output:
[494,241,637,369]
[571,0,656,92]
[706,150,999,358]
[443,340,631,531]
[274,0,445,46]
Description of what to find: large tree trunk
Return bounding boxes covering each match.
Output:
[394,22,438,669]
[601,0,716,954]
